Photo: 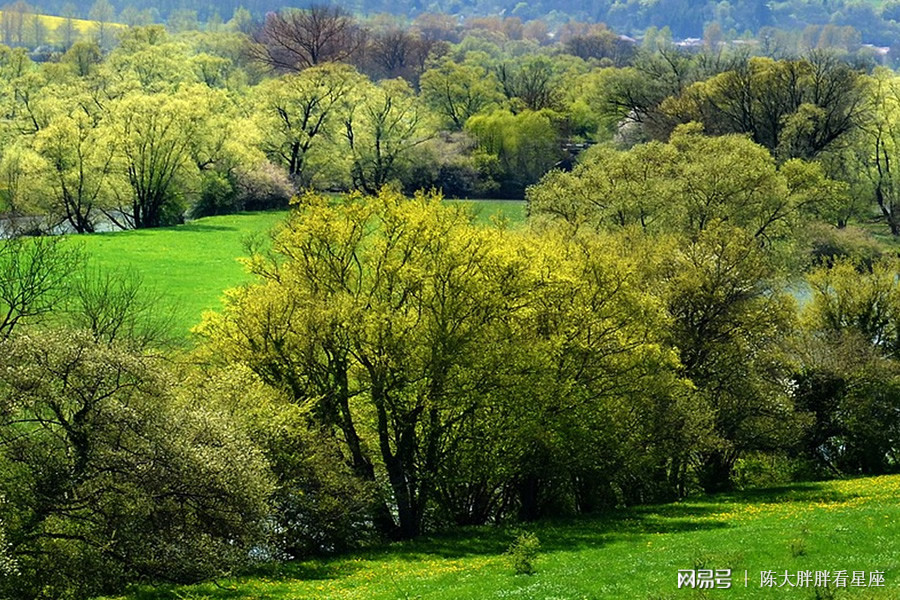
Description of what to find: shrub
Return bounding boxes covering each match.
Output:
[185,366,378,559]
[804,222,883,269]
[731,453,796,490]
[0,330,274,600]
[506,531,540,575]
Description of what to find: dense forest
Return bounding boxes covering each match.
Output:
[3,4,900,600]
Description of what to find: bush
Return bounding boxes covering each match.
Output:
[731,453,796,490]
[190,163,293,219]
[185,366,378,559]
[506,531,540,575]
[0,330,274,600]
[235,162,293,211]
[804,222,884,269]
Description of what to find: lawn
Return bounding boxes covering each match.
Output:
[77,200,527,339]
[77,210,289,339]
[102,474,900,599]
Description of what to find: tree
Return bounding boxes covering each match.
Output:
[527,127,820,492]
[0,142,46,214]
[662,53,866,161]
[420,58,504,130]
[663,224,803,491]
[856,69,900,235]
[61,40,102,77]
[0,235,82,339]
[0,1,30,47]
[250,5,365,73]
[0,330,273,599]
[466,108,561,198]
[363,25,438,84]
[23,13,46,48]
[88,0,116,49]
[66,267,176,349]
[256,63,363,187]
[100,27,197,94]
[199,190,540,538]
[56,3,80,50]
[804,258,900,359]
[562,26,635,66]
[342,78,434,194]
[528,124,828,241]
[496,55,563,112]
[33,109,116,233]
[199,189,690,534]
[105,90,203,228]
[795,258,900,474]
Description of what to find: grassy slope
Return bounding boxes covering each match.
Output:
[78,201,526,339]
[106,475,900,600]
[0,11,123,37]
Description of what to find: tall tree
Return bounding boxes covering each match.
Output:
[251,5,365,73]
[342,78,434,194]
[856,69,900,235]
[0,234,82,339]
[256,63,363,187]
[662,53,865,161]
[105,90,202,228]
[33,109,116,233]
[88,0,116,49]
[420,58,504,130]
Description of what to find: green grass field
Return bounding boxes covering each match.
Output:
[78,201,526,339]
[102,475,900,600]
[78,211,289,339]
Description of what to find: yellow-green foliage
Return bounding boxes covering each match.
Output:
[197,187,691,537]
[527,123,840,241]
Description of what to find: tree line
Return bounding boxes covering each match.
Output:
[9,0,900,48]
[3,13,900,227]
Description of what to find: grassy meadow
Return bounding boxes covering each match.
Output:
[77,200,526,338]
[103,475,900,600]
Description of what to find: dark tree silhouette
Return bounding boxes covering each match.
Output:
[251,4,366,72]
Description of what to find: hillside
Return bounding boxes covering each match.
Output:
[18,0,900,44]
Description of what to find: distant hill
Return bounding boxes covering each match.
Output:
[17,0,900,46]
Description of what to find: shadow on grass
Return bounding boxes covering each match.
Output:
[170,223,239,233]
[120,561,365,600]
[712,481,860,505]
[357,502,731,564]
[119,480,864,599]
[355,480,862,563]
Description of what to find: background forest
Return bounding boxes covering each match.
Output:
[2,3,900,600]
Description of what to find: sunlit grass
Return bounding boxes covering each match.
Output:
[102,474,900,599]
[0,10,124,38]
[78,211,289,339]
[76,200,526,340]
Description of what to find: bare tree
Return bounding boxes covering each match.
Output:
[250,4,365,73]
[362,27,433,84]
